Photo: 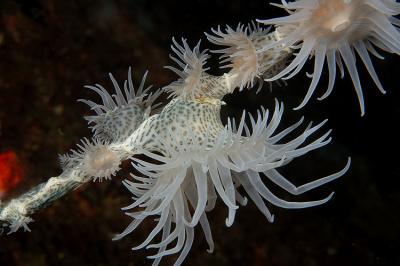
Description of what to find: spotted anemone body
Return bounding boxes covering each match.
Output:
[126,98,224,155]
[258,0,400,115]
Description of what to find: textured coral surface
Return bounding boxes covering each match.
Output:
[0,0,399,265]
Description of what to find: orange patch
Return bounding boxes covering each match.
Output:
[0,151,24,194]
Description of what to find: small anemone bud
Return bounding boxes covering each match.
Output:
[206,22,290,91]
[207,23,264,90]
[164,38,210,100]
[59,138,122,182]
[79,67,163,142]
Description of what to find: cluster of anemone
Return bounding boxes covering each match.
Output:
[2,1,400,266]
[59,68,162,182]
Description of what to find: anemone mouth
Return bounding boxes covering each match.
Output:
[330,20,351,32]
[313,0,354,32]
[83,146,120,181]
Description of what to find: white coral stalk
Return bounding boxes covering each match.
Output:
[258,0,400,115]
[115,100,351,266]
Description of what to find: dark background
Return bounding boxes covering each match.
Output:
[0,0,399,265]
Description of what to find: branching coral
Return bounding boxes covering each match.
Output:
[1,0,399,265]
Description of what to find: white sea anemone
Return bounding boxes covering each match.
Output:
[164,38,210,99]
[59,138,122,181]
[206,23,269,90]
[79,67,162,142]
[258,0,400,115]
[114,101,351,266]
[206,22,290,90]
